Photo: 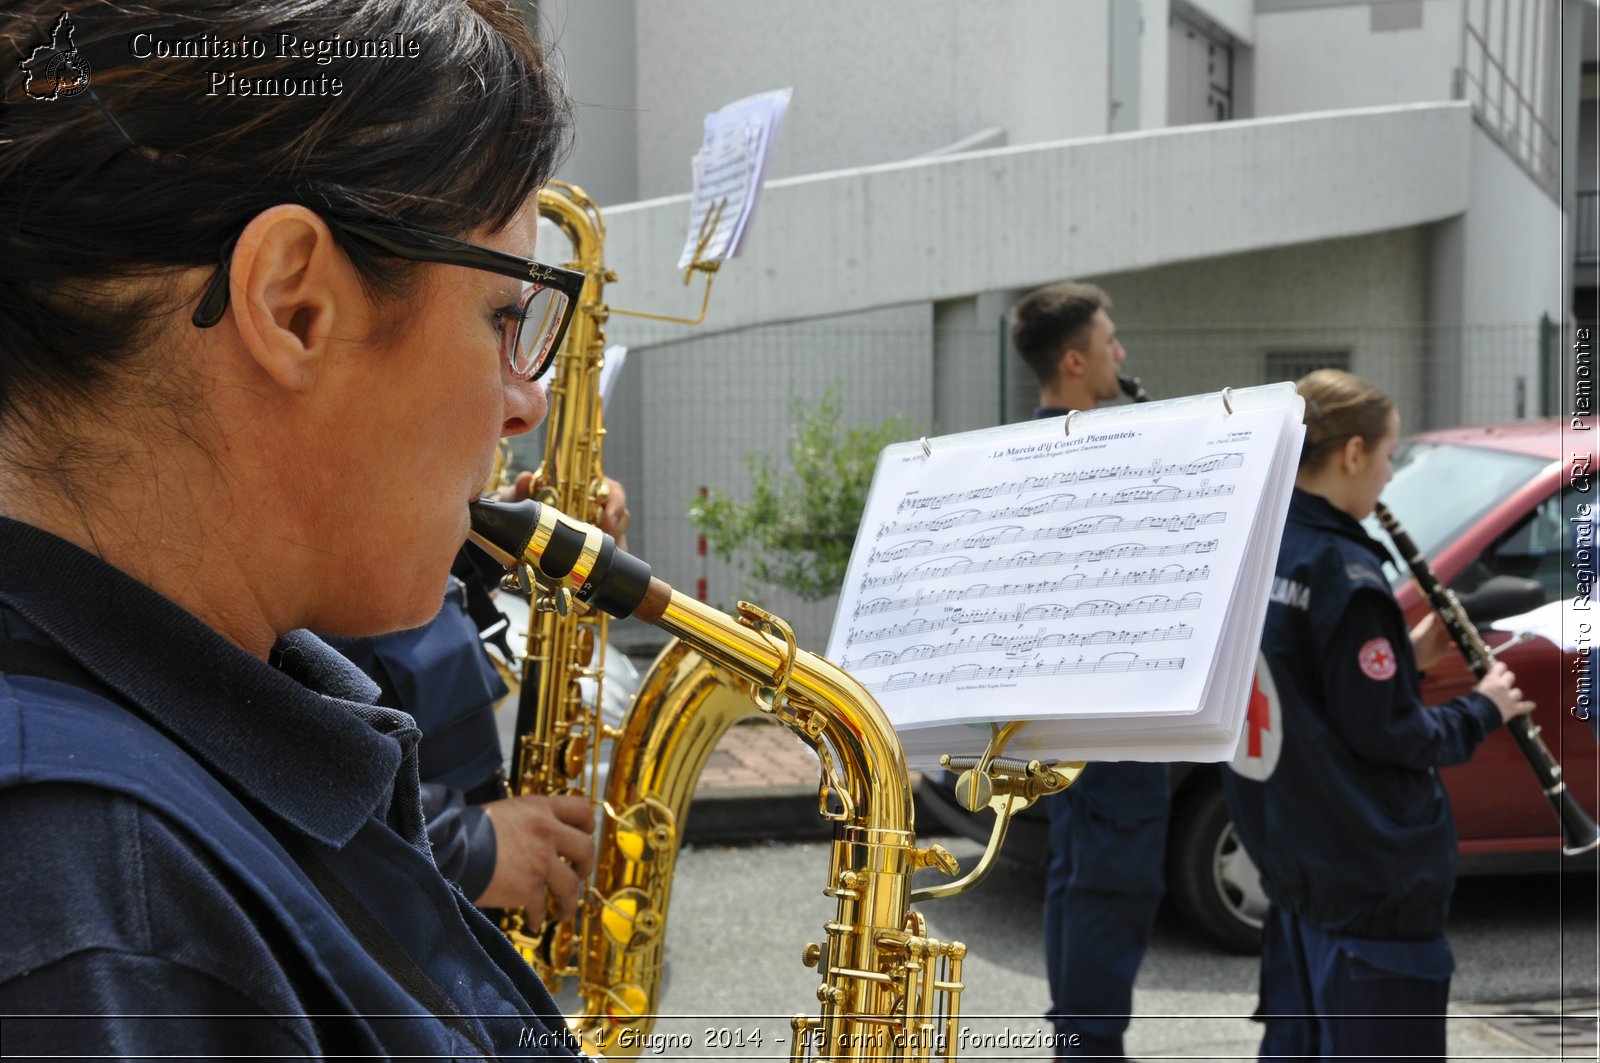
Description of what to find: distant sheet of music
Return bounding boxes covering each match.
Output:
[825,384,1305,768]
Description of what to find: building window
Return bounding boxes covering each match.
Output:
[1168,9,1232,126]
[1263,349,1351,386]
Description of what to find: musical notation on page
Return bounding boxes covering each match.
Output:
[838,623,1194,671]
[827,387,1306,765]
[864,538,1218,578]
[878,653,1187,693]
[869,535,1219,566]
[828,401,1300,740]
[892,453,1246,513]
[850,564,1211,619]
[844,593,1205,647]
[878,487,1234,538]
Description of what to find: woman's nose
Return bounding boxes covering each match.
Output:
[501,375,548,437]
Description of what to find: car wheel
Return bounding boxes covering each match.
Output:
[1167,781,1266,954]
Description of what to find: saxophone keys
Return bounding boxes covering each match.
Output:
[816,983,846,1006]
[560,734,588,778]
[599,982,651,1022]
[612,799,677,861]
[595,886,663,950]
[912,843,960,876]
[535,585,573,617]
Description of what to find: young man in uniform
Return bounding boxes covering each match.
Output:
[1010,281,1167,1062]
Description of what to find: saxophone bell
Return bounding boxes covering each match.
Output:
[468,497,971,1061]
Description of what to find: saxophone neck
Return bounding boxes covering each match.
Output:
[467,497,915,834]
[652,592,915,836]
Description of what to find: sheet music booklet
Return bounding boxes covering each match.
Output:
[678,88,792,269]
[825,384,1305,768]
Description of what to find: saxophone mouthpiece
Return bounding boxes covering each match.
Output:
[468,498,667,622]
[467,498,538,569]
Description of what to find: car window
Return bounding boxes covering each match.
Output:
[1448,487,1575,607]
[1364,441,1549,590]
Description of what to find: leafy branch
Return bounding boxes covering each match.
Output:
[688,386,915,601]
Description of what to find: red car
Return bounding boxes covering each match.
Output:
[1384,419,1596,868]
[921,417,1599,952]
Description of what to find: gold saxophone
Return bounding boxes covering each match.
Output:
[497,181,620,973]
[493,187,1065,1058]
[469,499,974,1061]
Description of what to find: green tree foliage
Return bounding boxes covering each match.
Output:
[688,386,915,601]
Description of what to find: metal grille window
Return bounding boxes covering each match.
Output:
[1577,190,1598,267]
[1263,349,1351,386]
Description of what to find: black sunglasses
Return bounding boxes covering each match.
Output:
[190,218,585,382]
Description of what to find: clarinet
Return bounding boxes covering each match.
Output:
[1374,501,1600,856]
[1117,373,1150,403]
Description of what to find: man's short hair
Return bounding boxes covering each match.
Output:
[1010,281,1111,387]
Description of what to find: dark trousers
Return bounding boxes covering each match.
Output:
[1256,906,1450,1062]
[1043,763,1169,1059]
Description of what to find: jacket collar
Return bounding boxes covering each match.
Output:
[0,517,402,848]
[1287,487,1390,566]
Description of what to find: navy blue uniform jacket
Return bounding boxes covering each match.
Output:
[1222,489,1503,940]
[329,581,509,898]
[0,518,580,1059]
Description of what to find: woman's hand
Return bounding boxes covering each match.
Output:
[1474,660,1536,724]
[1408,612,1454,672]
[474,793,596,916]
[490,470,536,504]
[490,471,629,549]
[599,476,630,550]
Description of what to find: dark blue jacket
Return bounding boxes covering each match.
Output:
[329,580,510,898]
[0,518,578,1059]
[1222,489,1503,939]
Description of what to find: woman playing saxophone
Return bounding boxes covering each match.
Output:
[328,468,629,918]
[0,0,587,1056]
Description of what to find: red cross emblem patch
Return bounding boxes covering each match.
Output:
[1230,653,1282,781]
[1358,637,1397,681]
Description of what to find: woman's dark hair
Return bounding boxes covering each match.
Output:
[0,0,571,431]
[1296,368,1395,471]
[1010,281,1111,388]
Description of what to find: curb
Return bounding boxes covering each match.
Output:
[684,784,948,846]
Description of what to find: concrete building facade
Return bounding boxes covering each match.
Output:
[525,0,1591,647]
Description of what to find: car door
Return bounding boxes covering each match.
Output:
[1420,484,1598,855]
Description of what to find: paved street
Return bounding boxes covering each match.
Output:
[564,833,1598,1061]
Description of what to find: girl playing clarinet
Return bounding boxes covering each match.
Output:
[1223,369,1535,1061]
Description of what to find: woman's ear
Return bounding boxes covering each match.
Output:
[228,206,348,392]
[1340,433,1367,474]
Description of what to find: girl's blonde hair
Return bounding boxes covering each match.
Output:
[1296,369,1394,471]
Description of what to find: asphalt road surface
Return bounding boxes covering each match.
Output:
[558,834,1599,1061]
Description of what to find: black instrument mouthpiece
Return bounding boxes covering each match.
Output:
[468,498,654,621]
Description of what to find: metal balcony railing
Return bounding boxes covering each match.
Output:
[1458,0,1561,197]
